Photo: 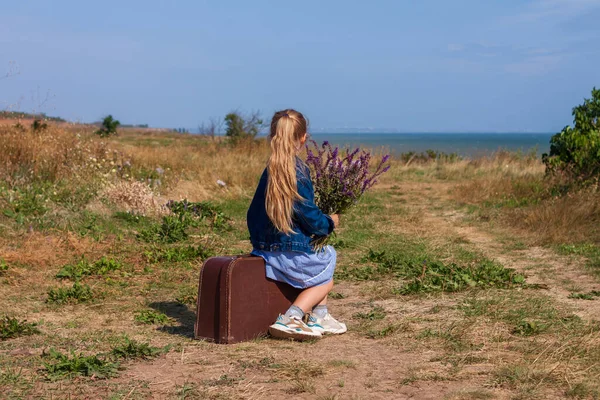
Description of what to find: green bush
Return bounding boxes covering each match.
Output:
[0,316,39,340]
[95,115,120,138]
[543,88,600,185]
[47,282,94,304]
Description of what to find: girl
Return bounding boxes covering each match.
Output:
[247,109,347,341]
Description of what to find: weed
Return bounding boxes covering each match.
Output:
[138,214,191,243]
[512,320,545,336]
[353,305,387,321]
[43,348,120,380]
[166,199,230,230]
[366,324,398,339]
[0,259,8,275]
[1,184,49,225]
[417,324,474,352]
[113,210,149,224]
[238,357,277,370]
[144,245,213,263]
[0,365,25,385]
[204,374,242,387]
[329,291,346,299]
[56,257,122,280]
[286,380,315,394]
[328,360,357,369]
[568,291,600,300]
[275,360,323,380]
[175,286,197,305]
[139,200,231,243]
[566,382,599,399]
[492,364,529,388]
[46,282,94,304]
[110,337,168,360]
[134,309,170,325]
[0,316,39,340]
[176,382,201,399]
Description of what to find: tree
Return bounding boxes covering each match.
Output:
[224,111,263,142]
[198,117,222,139]
[542,88,600,185]
[95,115,120,138]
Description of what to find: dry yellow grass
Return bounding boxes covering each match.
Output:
[0,124,110,185]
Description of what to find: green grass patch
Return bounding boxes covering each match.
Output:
[134,309,170,325]
[460,292,582,336]
[47,282,94,304]
[56,257,122,280]
[43,348,119,381]
[1,184,49,225]
[0,316,39,340]
[337,248,525,294]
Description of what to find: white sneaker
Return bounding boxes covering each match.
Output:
[306,312,347,335]
[268,314,322,341]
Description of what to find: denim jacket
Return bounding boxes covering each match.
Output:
[247,159,334,254]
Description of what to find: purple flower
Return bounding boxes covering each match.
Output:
[304,141,391,215]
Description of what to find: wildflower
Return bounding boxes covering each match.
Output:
[305,140,391,215]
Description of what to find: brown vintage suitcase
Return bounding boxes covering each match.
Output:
[194,255,301,344]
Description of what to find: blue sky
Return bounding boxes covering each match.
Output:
[1,0,599,132]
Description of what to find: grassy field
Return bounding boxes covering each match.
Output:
[1,123,599,399]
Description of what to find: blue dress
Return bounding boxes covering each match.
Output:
[252,245,336,289]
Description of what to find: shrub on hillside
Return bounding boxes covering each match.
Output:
[95,115,120,138]
[542,88,600,186]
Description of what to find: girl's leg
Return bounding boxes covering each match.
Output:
[292,280,333,313]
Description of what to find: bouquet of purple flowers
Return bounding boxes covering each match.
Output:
[305,140,391,246]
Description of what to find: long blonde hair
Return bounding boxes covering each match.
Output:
[266,109,308,234]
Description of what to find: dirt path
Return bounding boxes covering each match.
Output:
[400,181,600,322]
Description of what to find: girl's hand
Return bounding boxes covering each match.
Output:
[330,214,340,228]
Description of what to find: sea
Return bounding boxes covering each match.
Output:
[306,132,554,158]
